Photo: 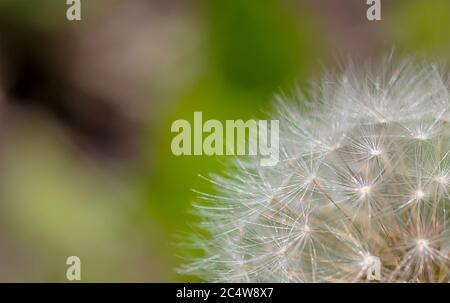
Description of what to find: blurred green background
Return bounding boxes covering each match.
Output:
[0,0,448,281]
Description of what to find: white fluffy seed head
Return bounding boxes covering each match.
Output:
[181,59,450,283]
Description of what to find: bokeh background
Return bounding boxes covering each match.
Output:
[0,0,448,282]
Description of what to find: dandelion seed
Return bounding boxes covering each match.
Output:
[415,190,425,200]
[370,149,382,157]
[415,134,427,140]
[435,175,447,185]
[303,224,311,233]
[416,239,429,251]
[359,186,372,197]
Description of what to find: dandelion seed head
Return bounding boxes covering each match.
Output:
[181,58,450,283]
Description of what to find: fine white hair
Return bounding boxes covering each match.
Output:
[181,58,450,282]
